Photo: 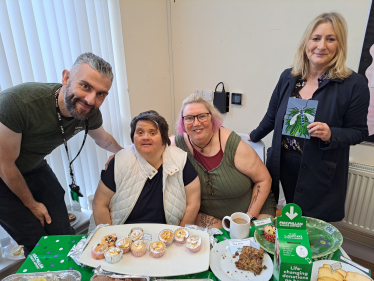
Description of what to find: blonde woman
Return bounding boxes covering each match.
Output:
[249,12,369,222]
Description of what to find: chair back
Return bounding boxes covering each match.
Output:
[236,133,266,162]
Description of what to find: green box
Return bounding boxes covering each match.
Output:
[273,204,313,281]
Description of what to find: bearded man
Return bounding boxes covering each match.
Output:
[0,53,122,255]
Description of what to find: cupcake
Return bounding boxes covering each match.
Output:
[128,227,143,241]
[116,237,132,254]
[104,246,123,263]
[186,235,202,253]
[264,225,276,242]
[149,241,166,258]
[159,229,174,246]
[101,234,117,246]
[131,240,147,257]
[174,228,189,244]
[91,243,108,260]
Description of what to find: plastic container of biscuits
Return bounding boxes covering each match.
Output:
[3,270,82,281]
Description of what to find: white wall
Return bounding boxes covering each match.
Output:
[120,0,373,165]
[119,0,173,125]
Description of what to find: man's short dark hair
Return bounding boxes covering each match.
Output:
[72,52,114,82]
[130,110,171,146]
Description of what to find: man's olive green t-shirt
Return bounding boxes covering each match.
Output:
[0,82,103,173]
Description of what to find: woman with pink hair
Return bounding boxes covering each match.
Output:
[171,94,276,228]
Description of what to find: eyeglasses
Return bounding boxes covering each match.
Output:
[204,171,214,195]
[182,113,210,124]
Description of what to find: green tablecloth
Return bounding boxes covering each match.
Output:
[17,235,93,280]
[17,227,344,281]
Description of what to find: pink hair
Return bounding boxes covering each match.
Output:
[175,94,223,135]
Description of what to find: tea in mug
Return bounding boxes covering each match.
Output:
[232,218,248,224]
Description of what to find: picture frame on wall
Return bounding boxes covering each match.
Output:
[358,1,374,145]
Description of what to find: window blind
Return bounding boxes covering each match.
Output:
[0,0,132,209]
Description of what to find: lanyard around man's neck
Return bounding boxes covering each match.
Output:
[55,88,88,198]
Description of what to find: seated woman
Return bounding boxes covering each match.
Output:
[89,110,200,231]
[170,94,276,229]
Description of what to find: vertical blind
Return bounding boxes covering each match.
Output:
[0,0,132,209]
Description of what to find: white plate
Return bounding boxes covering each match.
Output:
[78,224,210,276]
[4,241,25,260]
[312,260,373,281]
[210,240,273,281]
[69,211,81,227]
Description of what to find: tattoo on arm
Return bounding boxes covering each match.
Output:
[199,213,219,228]
[248,185,261,212]
[103,141,112,149]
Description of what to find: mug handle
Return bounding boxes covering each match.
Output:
[222,216,231,232]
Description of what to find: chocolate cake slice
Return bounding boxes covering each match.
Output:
[235,246,264,276]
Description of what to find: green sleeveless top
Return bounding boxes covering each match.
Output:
[175,131,276,219]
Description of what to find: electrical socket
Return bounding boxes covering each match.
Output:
[203,90,213,101]
[194,90,202,96]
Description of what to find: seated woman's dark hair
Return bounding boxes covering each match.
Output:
[130,110,171,146]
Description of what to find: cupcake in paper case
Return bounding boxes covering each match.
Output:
[186,235,202,253]
[128,227,144,241]
[158,229,174,246]
[101,233,117,246]
[115,237,132,254]
[149,241,166,258]
[264,225,276,243]
[131,240,147,257]
[91,243,108,260]
[174,228,189,244]
[104,246,123,263]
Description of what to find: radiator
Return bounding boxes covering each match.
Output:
[332,162,374,248]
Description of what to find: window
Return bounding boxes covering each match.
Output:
[0,0,131,209]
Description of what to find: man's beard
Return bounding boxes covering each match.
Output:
[64,84,98,120]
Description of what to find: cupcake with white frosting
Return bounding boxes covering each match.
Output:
[174,228,189,244]
[149,241,166,258]
[158,229,174,246]
[131,240,147,257]
[185,235,202,253]
[104,246,123,263]
[128,227,143,241]
[116,237,132,254]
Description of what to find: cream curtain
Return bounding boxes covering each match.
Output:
[0,0,132,209]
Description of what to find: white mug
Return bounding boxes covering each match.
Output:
[222,212,251,239]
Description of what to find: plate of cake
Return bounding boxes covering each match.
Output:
[69,211,80,227]
[78,224,210,276]
[4,241,25,260]
[210,241,273,281]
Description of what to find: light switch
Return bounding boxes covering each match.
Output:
[203,90,213,101]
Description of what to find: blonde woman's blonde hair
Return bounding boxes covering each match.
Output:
[291,12,352,79]
[176,94,223,135]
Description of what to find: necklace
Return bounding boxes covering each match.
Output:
[189,133,214,153]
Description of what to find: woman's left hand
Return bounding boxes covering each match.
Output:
[307,122,331,142]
